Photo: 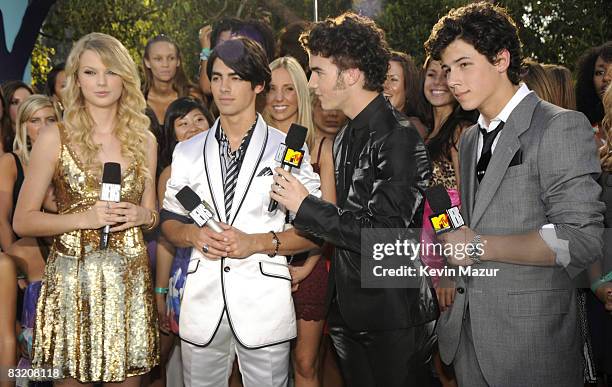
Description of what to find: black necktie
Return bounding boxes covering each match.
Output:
[337,124,354,204]
[476,122,504,182]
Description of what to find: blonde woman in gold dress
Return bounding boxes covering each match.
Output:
[13,32,159,386]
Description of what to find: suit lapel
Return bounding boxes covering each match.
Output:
[227,114,267,225]
[460,125,479,226]
[471,93,538,227]
[204,121,226,223]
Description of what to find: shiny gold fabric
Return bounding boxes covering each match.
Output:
[32,126,159,382]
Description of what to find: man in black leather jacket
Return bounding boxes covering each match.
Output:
[270,12,436,387]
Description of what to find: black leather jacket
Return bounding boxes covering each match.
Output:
[294,94,437,331]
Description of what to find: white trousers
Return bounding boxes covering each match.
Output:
[167,341,184,387]
[181,312,290,387]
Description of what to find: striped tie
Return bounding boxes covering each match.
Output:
[217,118,257,221]
[224,156,239,220]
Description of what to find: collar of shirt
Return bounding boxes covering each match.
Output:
[349,93,386,131]
[215,117,257,162]
[476,83,532,160]
[477,83,532,132]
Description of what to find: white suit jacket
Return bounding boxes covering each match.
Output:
[163,114,321,348]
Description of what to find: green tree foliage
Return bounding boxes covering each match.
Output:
[378,0,611,68]
[35,0,256,88]
[31,0,609,88]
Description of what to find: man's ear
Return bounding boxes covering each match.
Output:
[343,68,362,87]
[494,48,511,74]
[254,82,265,95]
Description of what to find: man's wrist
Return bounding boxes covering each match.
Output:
[185,224,199,248]
[268,231,281,257]
[468,234,484,264]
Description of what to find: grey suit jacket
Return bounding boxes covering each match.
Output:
[436,93,605,387]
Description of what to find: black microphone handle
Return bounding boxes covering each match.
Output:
[268,164,294,212]
[100,224,111,249]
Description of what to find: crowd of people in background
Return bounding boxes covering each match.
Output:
[0,3,611,387]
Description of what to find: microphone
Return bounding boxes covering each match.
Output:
[175,186,224,233]
[425,184,465,234]
[268,123,308,212]
[100,162,121,249]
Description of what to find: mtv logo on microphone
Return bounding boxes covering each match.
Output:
[282,149,304,168]
[430,207,465,234]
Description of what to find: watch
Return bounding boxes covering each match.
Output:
[468,234,483,264]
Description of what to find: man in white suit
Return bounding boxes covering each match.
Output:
[160,37,321,387]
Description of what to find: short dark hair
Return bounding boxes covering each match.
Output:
[299,12,391,92]
[157,97,214,176]
[424,2,522,85]
[206,37,271,93]
[45,62,65,98]
[237,20,276,63]
[211,17,244,48]
[575,41,612,125]
[278,21,311,73]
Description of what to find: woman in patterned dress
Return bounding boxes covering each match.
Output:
[13,32,159,386]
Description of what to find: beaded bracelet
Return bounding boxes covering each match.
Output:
[591,271,612,293]
[155,287,169,294]
[268,231,281,257]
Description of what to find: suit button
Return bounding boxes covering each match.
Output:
[456,287,465,294]
[224,266,230,273]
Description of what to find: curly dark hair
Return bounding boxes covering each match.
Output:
[299,12,390,92]
[424,2,522,85]
[207,37,271,93]
[575,41,612,125]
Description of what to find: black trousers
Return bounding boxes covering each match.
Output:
[327,302,432,387]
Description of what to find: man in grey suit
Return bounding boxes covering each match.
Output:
[424,2,605,386]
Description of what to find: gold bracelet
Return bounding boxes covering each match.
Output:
[142,210,158,231]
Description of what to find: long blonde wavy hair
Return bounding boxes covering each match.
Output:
[600,85,612,171]
[13,94,58,166]
[264,56,315,150]
[63,32,151,177]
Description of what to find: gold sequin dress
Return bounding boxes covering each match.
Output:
[32,126,159,382]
